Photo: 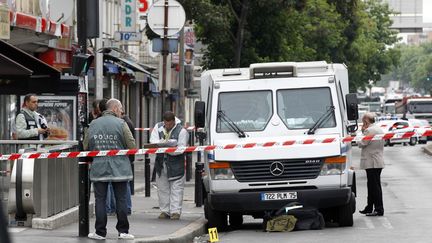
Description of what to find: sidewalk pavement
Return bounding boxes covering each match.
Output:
[8,161,207,243]
[422,143,432,155]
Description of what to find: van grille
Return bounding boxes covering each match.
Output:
[230,159,323,182]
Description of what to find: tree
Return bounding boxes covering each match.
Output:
[177,0,399,90]
[346,0,400,91]
[382,42,432,94]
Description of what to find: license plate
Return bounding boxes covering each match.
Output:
[261,192,297,201]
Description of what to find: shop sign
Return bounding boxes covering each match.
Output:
[114,31,142,41]
[121,0,137,32]
[39,49,72,71]
[138,0,151,30]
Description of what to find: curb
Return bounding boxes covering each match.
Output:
[32,202,94,230]
[134,217,207,243]
[422,144,432,156]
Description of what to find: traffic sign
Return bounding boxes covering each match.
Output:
[147,0,186,37]
[114,32,143,41]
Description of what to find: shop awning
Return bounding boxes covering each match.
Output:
[150,77,160,96]
[0,40,61,94]
[103,62,119,74]
[104,54,152,76]
[0,54,33,76]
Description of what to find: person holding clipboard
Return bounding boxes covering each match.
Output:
[150,111,189,220]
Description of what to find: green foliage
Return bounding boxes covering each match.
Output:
[343,0,400,91]
[382,42,432,93]
[175,0,400,90]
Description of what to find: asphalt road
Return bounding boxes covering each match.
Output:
[198,144,432,243]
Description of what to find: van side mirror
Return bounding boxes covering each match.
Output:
[194,101,206,128]
[346,93,359,121]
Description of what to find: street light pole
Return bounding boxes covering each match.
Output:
[77,0,89,237]
[178,27,185,121]
[161,0,169,116]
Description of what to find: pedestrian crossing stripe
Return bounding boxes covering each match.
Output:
[208,227,219,242]
[8,227,27,233]
[378,217,393,229]
[360,217,393,229]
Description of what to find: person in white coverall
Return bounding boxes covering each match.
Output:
[150,111,189,220]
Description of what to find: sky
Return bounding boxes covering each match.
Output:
[424,1,432,23]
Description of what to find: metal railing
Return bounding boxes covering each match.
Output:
[0,140,78,223]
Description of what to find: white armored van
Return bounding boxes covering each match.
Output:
[194,61,359,230]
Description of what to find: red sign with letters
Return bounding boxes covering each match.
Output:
[138,0,149,12]
[39,49,72,71]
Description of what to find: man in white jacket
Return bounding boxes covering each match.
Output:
[150,111,189,220]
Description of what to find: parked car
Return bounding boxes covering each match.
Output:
[377,120,418,146]
[409,119,431,144]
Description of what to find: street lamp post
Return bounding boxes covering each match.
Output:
[77,0,89,237]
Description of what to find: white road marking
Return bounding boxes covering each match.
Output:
[364,217,375,229]
[8,227,27,233]
[379,217,393,229]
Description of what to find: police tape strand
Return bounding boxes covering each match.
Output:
[135,126,196,131]
[1,130,432,161]
[134,124,431,131]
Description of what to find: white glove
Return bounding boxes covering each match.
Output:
[165,139,177,147]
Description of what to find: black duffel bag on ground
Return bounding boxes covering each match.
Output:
[287,206,325,230]
[270,202,325,231]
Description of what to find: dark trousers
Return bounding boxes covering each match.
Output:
[366,168,384,213]
[93,181,129,237]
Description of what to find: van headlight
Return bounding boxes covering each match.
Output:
[320,156,346,176]
[209,162,235,180]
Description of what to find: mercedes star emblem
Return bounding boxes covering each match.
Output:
[270,161,284,176]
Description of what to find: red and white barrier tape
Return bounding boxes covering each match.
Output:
[135,126,197,131]
[1,130,432,161]
[358,124,431,129]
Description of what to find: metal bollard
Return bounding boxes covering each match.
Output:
[194,161,204,207]
[130,162,135,195]
[186,153,192,181]
[186,130,194,181]
[0,201,11,243]
[78,147,89,237]
[145,155,151,197]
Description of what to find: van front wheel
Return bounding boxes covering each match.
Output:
[204,198,228,231]
[337,193,355,227]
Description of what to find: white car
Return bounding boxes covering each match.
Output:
[409,119,431,144]
[377,120,418,146]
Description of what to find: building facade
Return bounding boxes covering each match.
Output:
[0,0,200,146]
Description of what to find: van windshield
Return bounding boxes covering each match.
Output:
[277,87,336,129]
[217,90,272,132]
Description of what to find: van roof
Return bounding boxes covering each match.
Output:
[204,61,345,82]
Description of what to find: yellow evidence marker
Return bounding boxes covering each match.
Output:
[208,227,219,242]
